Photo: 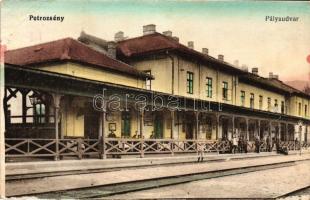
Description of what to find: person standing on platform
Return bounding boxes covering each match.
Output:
[197,142,204,162]
[243,137,248,153]
[266,135,271,152]
[232,135,238,154]
[255,135,260,153]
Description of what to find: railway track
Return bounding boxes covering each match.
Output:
[276,186,310,199]
[27,159,309,199]
[6,158,230,181]
[7,153,278,181]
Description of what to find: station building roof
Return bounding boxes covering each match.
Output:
[117,32,310,98]
[5,38,152,79]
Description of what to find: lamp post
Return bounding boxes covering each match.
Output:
[28,93,41,124]
[29,93,39,106]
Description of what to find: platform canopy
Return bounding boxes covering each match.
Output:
[5,63,309,124]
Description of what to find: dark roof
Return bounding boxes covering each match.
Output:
[117,32,246,74]
[118,32,310,98]
[240,73,310,98]
[5,38,152,79]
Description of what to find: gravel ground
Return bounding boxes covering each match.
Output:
[108,161,310,199]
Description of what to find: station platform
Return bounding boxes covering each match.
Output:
[6,150,309,176]
[6,151,310,197]
[6,151,282,176]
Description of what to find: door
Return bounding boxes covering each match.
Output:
[186,123,194,139]
[154,115,163,138]
[84,112,99,139]
[222,118,229,140]
[121,112,131,137]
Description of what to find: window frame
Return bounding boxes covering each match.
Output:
[250,93,255,109]
[267,97,271,111]
[34,103,46,124]
[222,81,228,100]
[240,91,245,107]
[281,101,285,114]
[259,95,263,110]
[186,71,194,94]
[206,77,212,98]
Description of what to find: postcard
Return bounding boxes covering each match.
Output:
[0,0,310,199]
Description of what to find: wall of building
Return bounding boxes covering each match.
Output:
[237,82,286,113]
[37,62,145,89]
[128,53,309,118]
[61,97,85,137]
[130,55,236,106]
[289,96,310,119]
[130,57,172,93]
[102,110,139,138]
[176,57,235,105]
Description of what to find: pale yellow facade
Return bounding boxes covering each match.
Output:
[31,61,147,138]
[126,53,310,141]
[37,62,145,89]
[23,50,309,140]
[60,97,85,137]
[129,54,310,118]
[131,55,235,105]
[236,83,285,113]
[289,96,310,119]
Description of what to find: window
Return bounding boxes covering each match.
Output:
[206,77,212,98]
[187,72,194,94]
[305,105,308,117]
[144,70,151,90]
[274,99,278,112]
[240,91,245,106]
[259,95,263,110]
[298,103,302,115]
[34,103,45,123]
[250,93,254,109]
[281,101,285,114]
[267,97,271,111]
[222,82,228,100]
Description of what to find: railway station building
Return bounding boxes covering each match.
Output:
[3,24,310,160]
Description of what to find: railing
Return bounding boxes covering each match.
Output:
[5,138,100,159]
[105,139,232,155]
[5,138,310,160]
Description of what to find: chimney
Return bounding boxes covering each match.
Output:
[188,41,194,49]
[202,48,209,55]
[269,72,273,79]
[172,36,179,42]
[163,31,172,37]
[114,31,124,42]
[252,67,258,75]
[241,64,248,72]
[143,24,156,35]
[218,54,224,61]
[107,41,116,59]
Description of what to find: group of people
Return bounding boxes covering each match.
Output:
[231,135,248,154]
[231,134,289,155]
[229,134,277,154]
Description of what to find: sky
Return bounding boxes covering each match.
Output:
[1,0,310,81]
